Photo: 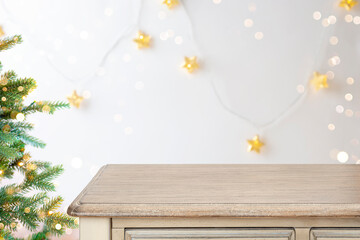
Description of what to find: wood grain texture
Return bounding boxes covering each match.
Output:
[68,164,360,217]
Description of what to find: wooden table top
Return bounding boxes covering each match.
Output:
[68,164,360,217]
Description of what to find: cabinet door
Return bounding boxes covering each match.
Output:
[125,228,295,240]
[311,228,360,240]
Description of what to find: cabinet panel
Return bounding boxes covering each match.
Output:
[125,228,294,240]
[311,228,360,240]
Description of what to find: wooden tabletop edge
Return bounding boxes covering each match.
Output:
[67,164,108,216]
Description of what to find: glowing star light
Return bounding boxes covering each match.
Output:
[311,72,328,91]
[247,135,264,153]
[163,0,179,9]
[339,0,358,10]
[0,26,4,37]
[133,31,151,49]
[67,90,84,108]
[182,56,199,73]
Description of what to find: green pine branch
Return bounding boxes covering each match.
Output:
[0,35,22,51]
[0,35,77,239]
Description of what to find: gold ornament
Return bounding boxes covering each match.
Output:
[42,105,51,113]
[6,187,15,195]
[24,207,30,213]
[67,90,84,108]
[0,222,4,229]
[2,124,11,133]
[311,72,328,90]
[18,161,24,167]
[18,86,24,92]
[339,0,358,10]
[38,210,46,219]
[0,26,4,37]
[10,111,18,119]
[23,153,31,161]
[0,76,8,85]
[133,31,151,49]
[163,0,179,9]
[247,135,264,153]
[10,222,16,229]
[26,163,37,171]
[182,56,199,73]
[1,97,6,102]
[48,210,54,215]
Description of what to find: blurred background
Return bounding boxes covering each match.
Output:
[0,0,359,238]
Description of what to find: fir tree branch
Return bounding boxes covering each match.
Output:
[0,35,22,51]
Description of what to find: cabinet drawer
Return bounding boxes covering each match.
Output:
[125,228,295,240]
[311,228,360,240]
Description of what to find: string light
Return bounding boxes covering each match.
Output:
[133,31,151,49]
[163,0,179,9]
[247,135,264,153]
[16,113,25,121]
[345,93,353,101]
[339,0,358,11]
[55,223,62,230]
[337,151,349,163]
[67,90,84,108]
[345,14,354,22]
[346,77,354,85]
[313,11,322,20]
[311,72,328,90]
[182,56,199,73]
[328,124,335,131]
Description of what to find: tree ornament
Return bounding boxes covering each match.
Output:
[182,56,199,73]
[2,124,11,133]
[0,76,8,85]
[311,72,328,90]
[339,0,358,10]
[247,135,264,153]
[24,207,31,213]
[23,153,31,161]
[42,104,51,113]
[163,0,179,9]
[0,26,4,37]
[133,31,151,49]
[67,90,84,108]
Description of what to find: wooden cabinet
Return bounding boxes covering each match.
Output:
[68,165,360,240]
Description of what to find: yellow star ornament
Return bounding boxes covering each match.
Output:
[311,72,328,91]
[339,0,358,10]
[0,26,4,37]
[247,135,264,153]
[163,0,179,9]
[133,31,151,49]
[182,56,199,73]
[67,90,84,108]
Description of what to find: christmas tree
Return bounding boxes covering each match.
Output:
[0,35,77,239]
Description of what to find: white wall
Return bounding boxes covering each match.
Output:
[0,0,360,228]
